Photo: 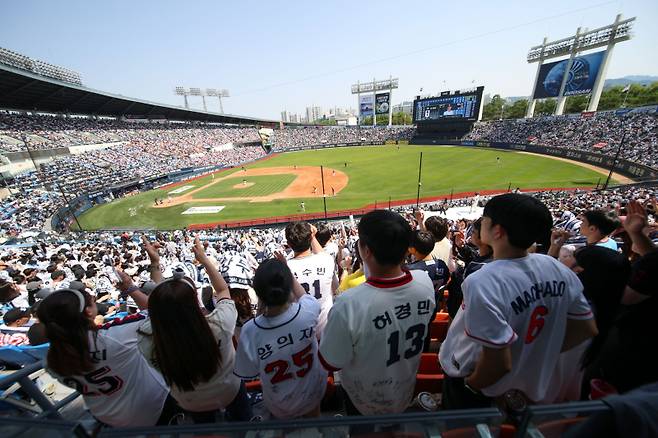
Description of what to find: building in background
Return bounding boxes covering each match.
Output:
[391,101,413,115]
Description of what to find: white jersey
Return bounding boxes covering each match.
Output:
[324,241,339,261]
[439,254,592,403]
[47,313,169,427]
[287,253,336,337]
[138,299,241,412]
[234,294,327,419]
[319,270,435,415]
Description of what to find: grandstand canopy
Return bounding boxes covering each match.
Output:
[0,63,278,127]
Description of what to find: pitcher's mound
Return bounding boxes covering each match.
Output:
[233,182,255,189]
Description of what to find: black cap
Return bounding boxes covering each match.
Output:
[3,308,29,325]
[35,287,54,300]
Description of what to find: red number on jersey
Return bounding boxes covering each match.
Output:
[525,305,549,344]
[292,344,313,378]
[264,345,315,384]
[264,360,293,384]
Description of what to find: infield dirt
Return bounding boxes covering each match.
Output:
[155,166,348,207]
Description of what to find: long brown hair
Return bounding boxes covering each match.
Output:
[230,287,254,325]
[36,290,96,376]
[145,277,221,392]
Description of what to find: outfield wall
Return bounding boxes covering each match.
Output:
[410,138,658,180]
[278,138,657,180]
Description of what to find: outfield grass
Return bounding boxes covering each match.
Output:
[191,174,296,199]
[78,145,614,230]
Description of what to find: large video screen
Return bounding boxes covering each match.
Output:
[413,87,483,123]
[533,51,605,99]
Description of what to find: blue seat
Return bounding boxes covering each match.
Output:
[0,346,39,368]
[19,344,49,361]
[103,311,128,322]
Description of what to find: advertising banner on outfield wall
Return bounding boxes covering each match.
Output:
[375,93,390,115]
[359,95,374,117]
[409,138,658,180]
[533,51,605,99]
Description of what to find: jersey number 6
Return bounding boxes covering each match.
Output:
[525,305,549,344]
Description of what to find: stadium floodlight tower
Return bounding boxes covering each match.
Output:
[174,86,190,109]
[206,88,230,113]
[525,14,635,117]
[188,87,207,111]
[351,77,399,126]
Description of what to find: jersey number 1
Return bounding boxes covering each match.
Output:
[301,280,321,299]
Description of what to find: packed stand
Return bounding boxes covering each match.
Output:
[0,112,261,153]
[1,183,657,432]
[270,126,415,151]
[9,144,264,195]
[466,112,658,168]
[0,189,63,235]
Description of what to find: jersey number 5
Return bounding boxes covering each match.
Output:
[63,366,124,396]
[525,305,549,344]
[264,344,314,384]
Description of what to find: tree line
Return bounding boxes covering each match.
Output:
[481,82,658,120]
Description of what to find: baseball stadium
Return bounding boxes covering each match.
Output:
[77,145,621,230]
[1,2,658,437]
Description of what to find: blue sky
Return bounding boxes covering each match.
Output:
[1,0,656,120]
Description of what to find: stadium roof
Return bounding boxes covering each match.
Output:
[0,63,279,126]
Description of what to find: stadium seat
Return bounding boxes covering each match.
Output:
[20,344,49,362]
[347,433,425,438]
[415,353,444,394]
[0,346,40,368]
[440,424,516,438]
[533,417,587,438]
[430,313,450,342]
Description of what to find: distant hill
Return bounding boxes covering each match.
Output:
[604,75,658,88]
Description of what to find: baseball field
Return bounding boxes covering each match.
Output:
[77,145,618,230]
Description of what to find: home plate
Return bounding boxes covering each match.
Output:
[181,206,225,215]
[168,185,194,195]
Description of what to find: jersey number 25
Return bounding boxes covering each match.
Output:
[264,344,314,384]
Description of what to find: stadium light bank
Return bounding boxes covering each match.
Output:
[174,87,230,113]
[525,14,635,117]
[351,77,399,127]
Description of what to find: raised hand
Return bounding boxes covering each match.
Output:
[141,235,161,262]
[115,268,135,293]
[273,250,287,264]
[454,231,465,248]
[550,228,570,247]
[192,235,210,265]
[623,200,648,235]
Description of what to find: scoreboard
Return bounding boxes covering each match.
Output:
[413,86,484,124]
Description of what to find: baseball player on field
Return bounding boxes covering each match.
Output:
[439,194,597,409]
[285,221,338,338]
[319,210,435,416]
[234,258,327,419]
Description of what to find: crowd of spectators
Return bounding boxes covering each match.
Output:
[0,112,261,153]
[270,126,415,151]
[466,112,658,168]
[10,144,264,195]
[0,189,62,235]
[1,185,656,431]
